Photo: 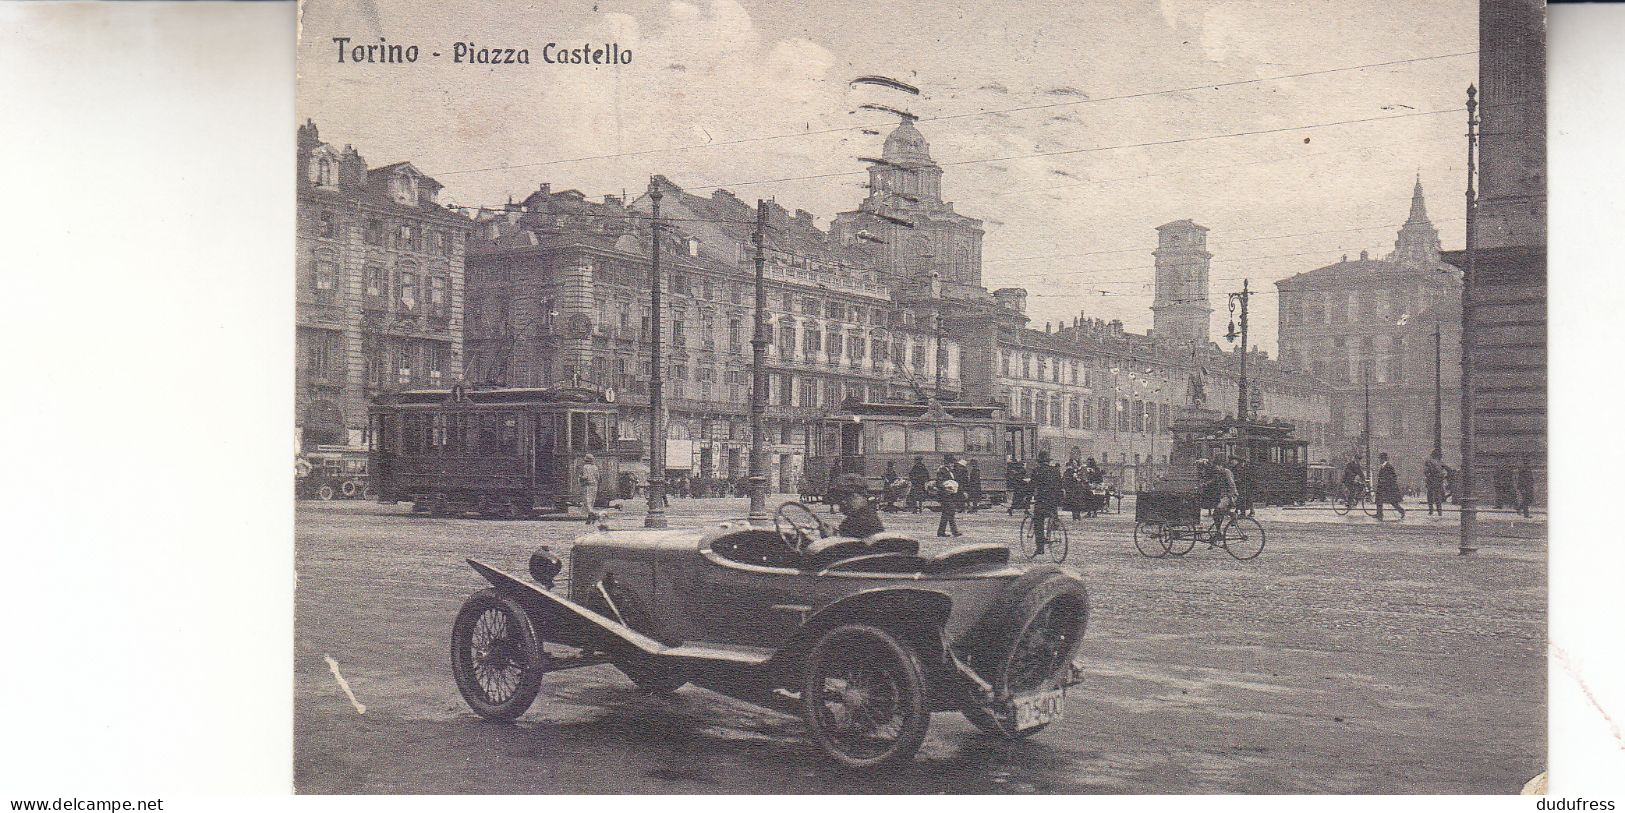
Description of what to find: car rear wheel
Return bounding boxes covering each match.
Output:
[802,624,930,768]
[963,573,1088,739]
[316,483,336,501]
[451,589,544,721]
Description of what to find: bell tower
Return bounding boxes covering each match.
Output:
[1151,219,1212,345]
[1391,173,1443,270]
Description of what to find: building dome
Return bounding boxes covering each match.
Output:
[882,117,933,164]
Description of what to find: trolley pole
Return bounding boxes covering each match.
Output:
[644,180,668,529]
[934,310,946,399]
[1459,84,1480,554]
[747,200,770,526]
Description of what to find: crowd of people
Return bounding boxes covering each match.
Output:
[1341,450,1539,519]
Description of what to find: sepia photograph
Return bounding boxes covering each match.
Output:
[285,0,1552,794]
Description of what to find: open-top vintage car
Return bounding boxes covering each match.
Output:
[450,502,1090,767]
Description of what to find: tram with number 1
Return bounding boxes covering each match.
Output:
[368,384,628,518]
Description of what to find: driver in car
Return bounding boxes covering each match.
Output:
[831,473,885,538]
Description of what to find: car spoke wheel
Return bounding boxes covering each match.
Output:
[1133,522,1166,558]
[1222,516,1266,561]
[316,483,335,501]
[802,624,929,768]
[964,574,1089,739]
[451,589,544,721]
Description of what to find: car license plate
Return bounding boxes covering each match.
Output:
[1012,687,1065,730]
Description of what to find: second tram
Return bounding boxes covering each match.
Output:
[801,399,1039,505]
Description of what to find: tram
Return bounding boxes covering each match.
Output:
[368,384,627,517]
[800,398,1039,506]
[1162,413,1310,506]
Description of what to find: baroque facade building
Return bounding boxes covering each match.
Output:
[464,119,1331,491]
[464,175,964,491]
[1275,178,1462,484]
[294,121,472,448]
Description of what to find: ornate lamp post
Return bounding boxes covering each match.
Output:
[1459,85,1479,554]
[644,180,668,529]
[747,200,770,525]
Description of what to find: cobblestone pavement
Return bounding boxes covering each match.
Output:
[294,496,1545,794]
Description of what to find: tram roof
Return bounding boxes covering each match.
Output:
[819,399,1031,425]
[374,385,615,407]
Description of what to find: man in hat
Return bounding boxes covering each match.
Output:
[1030,450,1063,552]
[832,473,885,538]
[1423,451,1446,516]
[907,455,930,513]
[1374,451,1405,520]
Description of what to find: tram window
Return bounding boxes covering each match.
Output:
[588,414,608,451]
[478,413,500,454]
[431,413,449,452]
[938,425,965,453]
[967,426,994,453]
[446,413,469,454]
[569,412,587,451]
[907,424,935,452]
[877,423,905,453]
[535,415,557,456]
[500,413,519,453]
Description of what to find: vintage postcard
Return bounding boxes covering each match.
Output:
[293,0,1546,793]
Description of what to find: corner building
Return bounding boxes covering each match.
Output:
[294,121,472,448]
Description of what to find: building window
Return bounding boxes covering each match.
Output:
[398,270,418,312]
[1022,354,1032,378]
[365,265,385,298]
[701,315,716,350]
[730,319,743,352]
[318,210,337,239]
[1001,352,1011,376]
[314,158,334,187]
[365,219,384,246]
[912,342,927,372]
[1390,337,1405,384]
[672,320,686,350]
[429,275,447,317]
[313,258,338,302]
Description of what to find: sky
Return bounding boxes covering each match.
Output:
[297,0,1479,355]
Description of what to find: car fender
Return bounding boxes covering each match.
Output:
[770,587,955,671]
[465,559,665,659]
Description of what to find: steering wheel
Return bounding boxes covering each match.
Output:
[774,501,828,551]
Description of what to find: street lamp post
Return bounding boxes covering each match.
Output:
[644,180,668,529]
[1459,85,1479,554]
[1433,317,1443,459]
[747,200,770,525]
[1226,279,1251,421]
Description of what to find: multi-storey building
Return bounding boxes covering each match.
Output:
[294,121,472,448]
[983,221,1331,490]
[1455,0,1546,501]
[464,118,1330,492]
[464,176,963,491]
[1275,178,1462,482]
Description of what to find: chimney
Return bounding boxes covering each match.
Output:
[604,194,621,207]
[538,183,551,196]
[1045,322,1052,334]
[992,287,1028,314]
[793,209,815,228]
[1359,249,1369,260]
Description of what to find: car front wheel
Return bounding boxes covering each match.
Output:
[450,589,544,721]
[801,624,930,768]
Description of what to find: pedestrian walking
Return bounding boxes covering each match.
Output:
[1423,452,1446,516]
[907,456,930,513]
[1516,457,1535,518]
[1374,452,1405,520]
[1062,461,1084,520]
[965,459,983,513]
[579,454,600,524]
[934,463,962,538]
[1229,455,1254,516]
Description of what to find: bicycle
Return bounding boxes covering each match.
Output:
[1133,491,1266,561]
[1331,482,1379,518]
[1017,505,1070,563]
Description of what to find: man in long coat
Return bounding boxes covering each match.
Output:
[1374,451,1406,520]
